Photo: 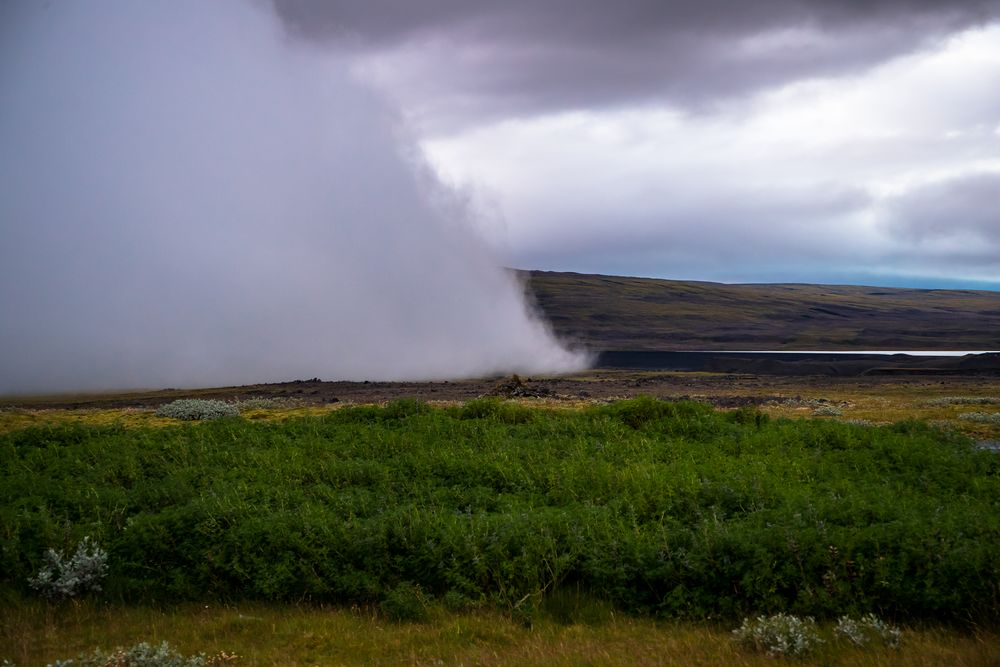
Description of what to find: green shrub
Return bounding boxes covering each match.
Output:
[600,395,692,429]
[155,399,239,421]
[329,399,430,425]
[380,582,429,622]
[453,398,535,423]
[541,587,615,625]
[442,590,476,612]
[726,407,770,427]
[380,398,431,420]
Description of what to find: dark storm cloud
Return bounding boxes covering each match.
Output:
[274,0,1000,125]
[274,0,1000,50]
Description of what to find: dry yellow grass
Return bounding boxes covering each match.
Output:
[0,407,177,433]
[3,601,998,667]
[0,404,349,435]
[4,378,999,442]
[755,384,1000,441]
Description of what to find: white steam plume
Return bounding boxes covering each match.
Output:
[0,1,588,395]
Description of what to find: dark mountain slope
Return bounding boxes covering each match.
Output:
[524,270,1000,351]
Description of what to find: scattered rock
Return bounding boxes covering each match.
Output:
[488,374,552,398]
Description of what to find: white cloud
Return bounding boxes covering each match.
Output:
[422,23,1000,284]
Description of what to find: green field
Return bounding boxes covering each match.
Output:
[3,397,999,664]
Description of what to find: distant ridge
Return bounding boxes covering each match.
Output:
[523,270,1000,352]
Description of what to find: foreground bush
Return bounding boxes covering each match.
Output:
[28,536,107,600]
[834,613,902,648]
[6,640,237,666]
[380,582,430,622]
[731,612,903,657]
[732,613,822,656]
[2,398,998,621]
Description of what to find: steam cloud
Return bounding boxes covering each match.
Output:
[0,1,587,395]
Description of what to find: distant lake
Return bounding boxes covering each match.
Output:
[595,350,1000,375]
[695,351,998,356]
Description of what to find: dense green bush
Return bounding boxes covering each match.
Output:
[450,397,536,423]
[2,398,997,622]
[380,582,430,622]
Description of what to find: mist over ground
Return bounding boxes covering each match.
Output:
[0,1,587,395]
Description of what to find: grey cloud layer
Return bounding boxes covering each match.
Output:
[886,173,1000,249]
[512,171,1000,284]
[509,184,880,280]
[275,0,1000,126]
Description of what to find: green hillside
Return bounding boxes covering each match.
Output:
[524,270,1000,351]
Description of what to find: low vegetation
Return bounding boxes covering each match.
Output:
[3,397,997,624]
[3,396,998,664]
[8,600,998,666]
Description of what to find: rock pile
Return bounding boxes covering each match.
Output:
[488,374,552,398]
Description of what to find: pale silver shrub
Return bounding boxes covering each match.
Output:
[958,412,1000,425]
[155,399,239,420]
[28,536,108,600]
[234,397,302,410]
[834,613,902,648]
[732,613,823,657]
[925,396,1000,406]
[39,641,237,667]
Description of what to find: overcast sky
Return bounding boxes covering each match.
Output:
[278,0,1000,288]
